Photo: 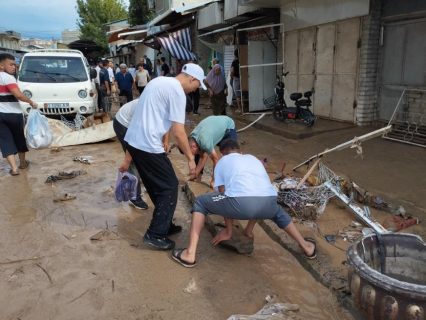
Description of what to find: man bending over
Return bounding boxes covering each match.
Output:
[171,139,316,268]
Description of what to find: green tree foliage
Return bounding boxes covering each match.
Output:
[77,0,128,53]
[128,0,155,26]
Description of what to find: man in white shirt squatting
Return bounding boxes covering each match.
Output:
[171,139,317,268]
[119,63,207,250]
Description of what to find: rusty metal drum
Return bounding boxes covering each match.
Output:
[347,233,426,320]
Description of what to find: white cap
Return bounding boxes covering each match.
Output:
[182,63,207,90]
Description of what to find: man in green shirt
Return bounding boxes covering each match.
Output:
[188,116,237,185]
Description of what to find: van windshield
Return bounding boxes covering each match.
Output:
[18,56,88,83]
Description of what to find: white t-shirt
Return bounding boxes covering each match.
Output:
[214,153,277,197]
[115,99,139,128]
[95,66,101,85]
[136,69,149,87]
[124,77,186,153]
[0,72,22,114]
[107,67,115,82]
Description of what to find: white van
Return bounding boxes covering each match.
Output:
[17,49,97,116]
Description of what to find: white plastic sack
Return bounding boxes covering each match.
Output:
[26,109,53,149]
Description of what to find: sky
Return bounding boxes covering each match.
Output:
[0,0,129,40]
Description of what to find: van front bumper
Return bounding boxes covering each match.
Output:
[20,101,96,115]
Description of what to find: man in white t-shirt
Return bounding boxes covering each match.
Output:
[0,53,37,176]
[171,139,316,268]
[119,63,207,250]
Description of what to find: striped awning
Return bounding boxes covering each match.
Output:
[157,28,197,61]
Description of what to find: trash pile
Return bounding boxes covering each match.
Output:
[45,170,87,183]
[227,295,300,320]
[274,162,338,219]
[274,162,419,234]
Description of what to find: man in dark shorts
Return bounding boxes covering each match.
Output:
[171,139,317,268]
[0,53,38,175]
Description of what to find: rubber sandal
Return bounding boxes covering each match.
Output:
[304,237,317,260]
[18,160,29,170]
[9,169,19,176]
[171,248,197,268]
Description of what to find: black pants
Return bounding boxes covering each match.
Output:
[127,144,178,237]
[0,112,28,158]
[137,86,146,95]
[119,89,133,105]
[192,89,200,114]
[112,118,142,199]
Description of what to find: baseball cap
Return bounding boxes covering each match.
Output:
[182,63,207,90]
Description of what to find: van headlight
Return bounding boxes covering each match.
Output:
[78,90,88,98]
[79,106,88,113]
[23,90,32,98]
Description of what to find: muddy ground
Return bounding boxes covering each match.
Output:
[0,103,424,319]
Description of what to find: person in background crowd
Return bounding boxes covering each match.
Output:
[94,59,102,108]
[171,139,317,268]
[230,49,241,112]
[115,63,135,105]
[155,59,162,78]
[119,63,207,251]
[107,61,115,84]
[135,64,150,95]
[128,64,136,79]
[99,60,111,111]
[0,53,38,176]
[204,58,227,115]
[115,62,122,75]
[160,57,170,76]
[144,55,153,76]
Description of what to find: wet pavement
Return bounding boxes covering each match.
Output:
[0,140,354,319]
[0,101,424,319]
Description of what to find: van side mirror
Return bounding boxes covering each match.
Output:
[90,68,97,80]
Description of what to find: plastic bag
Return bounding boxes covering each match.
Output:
[26,109,53,149]
[115,171,138,202]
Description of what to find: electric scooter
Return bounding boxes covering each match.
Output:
[272,72,316,127]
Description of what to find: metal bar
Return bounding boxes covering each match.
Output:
[386,88,406,128]
[293,125,393,171]
[382,136,426,148]
[240,62,283,68]
[324,181,389,235]
[199,25,235,37]
[236,23,283,32]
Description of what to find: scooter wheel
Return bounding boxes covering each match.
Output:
[305,117,315,127]
[273,105,285,121]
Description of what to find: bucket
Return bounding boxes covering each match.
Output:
[347,233,426,320]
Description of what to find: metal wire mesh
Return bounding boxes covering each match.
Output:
[276,162,341,218]
[60,113,86,130]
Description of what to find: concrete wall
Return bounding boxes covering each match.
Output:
[355,0,381,125]
[281,0,369,31]
[382,0,426,18]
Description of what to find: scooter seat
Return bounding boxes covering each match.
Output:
[304,91,312,98]
[295,99,311,107]
[290,92,302,101]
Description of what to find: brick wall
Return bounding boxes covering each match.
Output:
[355,0,381,126]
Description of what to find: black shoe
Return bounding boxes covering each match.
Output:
[167,223,182,236]
[129,198,148,210]
[143,233,175,250]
